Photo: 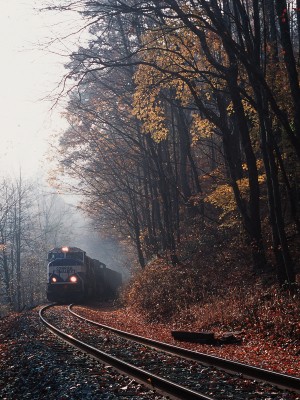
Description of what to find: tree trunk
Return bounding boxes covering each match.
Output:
[253,82,296,285]
[225,63,267,271]
[275,0,300,141]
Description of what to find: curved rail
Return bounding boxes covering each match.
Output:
[69,304,300,394]
[39,304,213,400]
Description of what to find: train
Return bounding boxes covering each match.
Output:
[46,246,122,303]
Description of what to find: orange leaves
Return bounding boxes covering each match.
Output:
[73,282,300,378]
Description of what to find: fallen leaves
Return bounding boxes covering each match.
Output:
[75,303,300,378]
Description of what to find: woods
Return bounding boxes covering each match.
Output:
[46,0,300,287]
[0,176,74,312]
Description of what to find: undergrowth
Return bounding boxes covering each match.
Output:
[122,219,300,345]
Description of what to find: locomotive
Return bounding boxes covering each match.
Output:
[46,246,122,303]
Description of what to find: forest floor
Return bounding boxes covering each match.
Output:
[0,301,299,399]
[72,302,300,378]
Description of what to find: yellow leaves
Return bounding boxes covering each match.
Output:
[133,87,169,142]
[205,183,236,215]
[226,102,234,116]
[131,19,229,143]
[132,23,214,142]
[227,99,258,126]
[257,174,266,184]
[142,119,169,142]
[191,113,215,142]
[205,172,266,224]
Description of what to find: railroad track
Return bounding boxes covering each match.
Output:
[40,304,300,400]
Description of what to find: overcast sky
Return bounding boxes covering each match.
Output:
[0,0,82,178]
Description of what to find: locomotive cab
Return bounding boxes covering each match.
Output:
[46,246,89,303]
[46,246,122,303]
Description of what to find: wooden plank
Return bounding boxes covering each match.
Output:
[171,331,216,344]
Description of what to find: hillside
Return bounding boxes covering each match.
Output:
[119,214,300,377]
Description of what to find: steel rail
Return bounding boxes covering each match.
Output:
[39,304,213,400]
[69,304,300,394]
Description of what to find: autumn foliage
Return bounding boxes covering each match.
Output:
[48,0,300,289]
[42,1,300,371]
[47,0,300,343]
[121,238,300,350]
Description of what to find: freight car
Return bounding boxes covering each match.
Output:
[46,246,122,303]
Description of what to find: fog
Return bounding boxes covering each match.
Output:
[72,216,129,276]
[55,200,131,278]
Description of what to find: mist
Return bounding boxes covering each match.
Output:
[58,202,130,279]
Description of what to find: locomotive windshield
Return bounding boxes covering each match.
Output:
[48,252,64,261]
[65,252,84,261]
[47,248,85,262]
[49,259,83,266]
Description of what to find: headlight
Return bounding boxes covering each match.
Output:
[70,275,77,283]
[51,277,57,283]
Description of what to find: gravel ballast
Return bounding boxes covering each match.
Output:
[1,304,299,400]
[0,307,166,400]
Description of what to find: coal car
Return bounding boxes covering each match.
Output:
[46,246,122,303]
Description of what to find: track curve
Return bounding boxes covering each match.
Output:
[39,304,213,400]
[69,304,300,394]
